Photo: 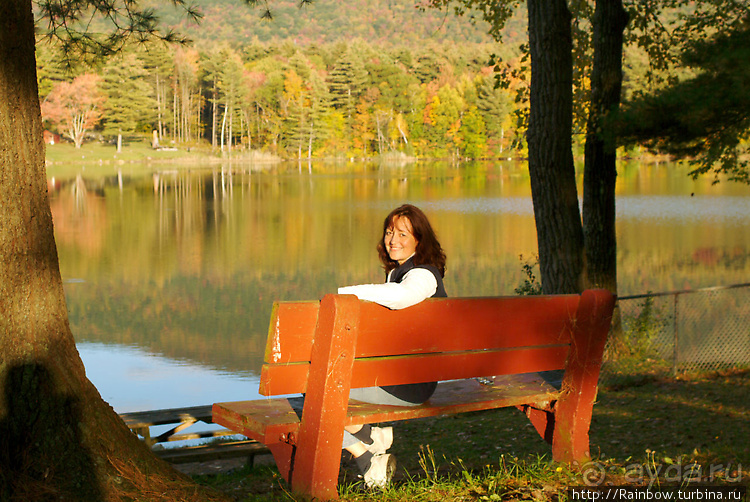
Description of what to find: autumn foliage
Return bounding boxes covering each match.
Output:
[42,73,105,148]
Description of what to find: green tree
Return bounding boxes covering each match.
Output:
[459,105,488,158]
[617,20,750,184]
[475,72,516,155]
[172,47,201,144]
[100,52,158,137]
[216,47,245,153]
[200,47,224,150]
[248,55,287,153]
[139,43,175,144]
[327,47,368,129]
[424,81,465,157]
[36,42,71,100]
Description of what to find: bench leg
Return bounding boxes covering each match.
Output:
[518,405,554,444]
[268,442,295,483]
[552,289,615,463]
[290,294,360,500]
[552,389,593,463]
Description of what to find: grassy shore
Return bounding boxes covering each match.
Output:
[44,139,283,180]
[190,368,749,501]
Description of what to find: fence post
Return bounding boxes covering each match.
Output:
[672,293,679,377]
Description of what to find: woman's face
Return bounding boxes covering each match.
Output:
[384,216,418,265]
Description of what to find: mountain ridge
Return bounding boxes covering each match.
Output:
[149,0,526,48]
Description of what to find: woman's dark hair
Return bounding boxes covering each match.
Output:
[377,204,446,277]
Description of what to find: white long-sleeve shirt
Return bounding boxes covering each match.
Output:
[337,267,438,310]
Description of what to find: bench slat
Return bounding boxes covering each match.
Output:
[213,375,560,445]
[265,301,319,364]
[264,296,581,365]
[356,296,579,357]
[260,344,570,396]
[212,399,303,444]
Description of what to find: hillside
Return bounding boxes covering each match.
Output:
[149,0,527,48]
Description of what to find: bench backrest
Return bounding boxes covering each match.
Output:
[259,290,615,396]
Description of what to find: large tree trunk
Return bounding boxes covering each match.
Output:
[526,0,584,294]
[583,0,629,293]
[0,2,224,500]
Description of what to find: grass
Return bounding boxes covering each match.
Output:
[44,138,282,180]
[45,138,201,163]
[190,368,749,501]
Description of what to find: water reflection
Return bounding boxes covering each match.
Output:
[79,342,260,413]
[420,197,533,215]
[49,160,750,412]
[618,195,750,223]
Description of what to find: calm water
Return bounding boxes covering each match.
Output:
[48,160,750,412]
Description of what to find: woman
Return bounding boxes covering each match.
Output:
[337,204,447,488]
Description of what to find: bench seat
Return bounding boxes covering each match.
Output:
[213,373,559,445]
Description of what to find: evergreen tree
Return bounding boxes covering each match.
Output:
[306,67,333,156]
[475,73,515,155]
[138,44,175,144]
[36,42,72,100]
[327,48,368,129]
[414,51,443,84]
[172,47,200,144]
[216,47,245,152]
[100,52,157,137]
[249,56,287,153]
[282,67,310,157]
[199,47,224,150]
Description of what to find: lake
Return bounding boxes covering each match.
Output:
[48,159,750,413]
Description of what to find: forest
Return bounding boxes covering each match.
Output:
[37,39,525,159]
[35,0,654,160]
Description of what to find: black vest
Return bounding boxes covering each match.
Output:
[380,256,446,404]
[387,257,447,298]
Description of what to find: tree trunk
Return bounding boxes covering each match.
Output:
[583,0,629,293]
[212,80,218,150]
[0,1,225,500]
[526,0,584,294]
[156,72,164,141]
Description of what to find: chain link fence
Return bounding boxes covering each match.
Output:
[600,283,750,381]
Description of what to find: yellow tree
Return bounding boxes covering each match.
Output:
[352,93,377,156]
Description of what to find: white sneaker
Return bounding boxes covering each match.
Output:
[366,426,393,455]
[363,453,396,489]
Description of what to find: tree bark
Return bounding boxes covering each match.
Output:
[0,1,225,500]
[526,0,584,294]
[583,0,629,293]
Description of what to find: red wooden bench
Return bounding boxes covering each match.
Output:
[213,289,615,500]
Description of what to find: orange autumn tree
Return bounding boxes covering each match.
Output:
[42,73,104,148]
